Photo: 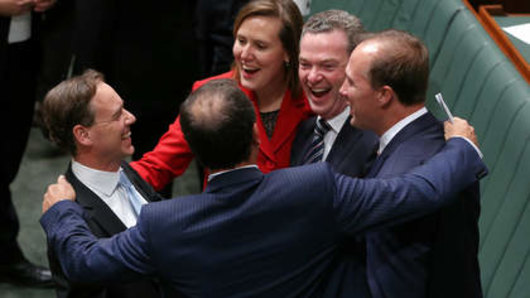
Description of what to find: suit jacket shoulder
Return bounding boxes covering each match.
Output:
[50,162,161,298]
[368,112,444,178]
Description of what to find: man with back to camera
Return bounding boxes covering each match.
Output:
[41,69,161,298]
[339,29,482,298]
[40,79,486,297]
[292,10,378,177]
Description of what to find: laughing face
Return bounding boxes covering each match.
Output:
[87,82,136,163]
[233,15,289,96]
[299,30,350,120]
[339,42,382,132]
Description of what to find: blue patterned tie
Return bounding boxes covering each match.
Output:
[303,118,331,164]
[118,171,144,217]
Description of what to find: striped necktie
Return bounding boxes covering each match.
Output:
[303,118,331,164]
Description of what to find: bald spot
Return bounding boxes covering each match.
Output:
[189,92,229,131]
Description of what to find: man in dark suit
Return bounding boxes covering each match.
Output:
[42,69,160,297]
[292,10,378,177]
[0,0,55,287]
[339,29,482,297]
[292,13,378,295]
[40,79,486,297]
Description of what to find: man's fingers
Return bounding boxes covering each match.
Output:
[58,174,67,184]
[444,117,480,148]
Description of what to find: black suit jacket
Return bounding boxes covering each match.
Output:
[47,161,162,298]
[362,112,482,298]
[0,17,9,67]
[291,115,379,177]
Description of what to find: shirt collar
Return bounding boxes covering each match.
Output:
[71,160,121,196]
[207,164,259,182]
[318,106,350,134]
[378,107,428,154]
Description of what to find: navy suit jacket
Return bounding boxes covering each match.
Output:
[41,139,486,298]
[361,112,482,298]
[47,161,162,298]
[291,116,379,177]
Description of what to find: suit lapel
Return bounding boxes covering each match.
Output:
[247,92,276,163]
[251,89,308,162]
[366,112,439,178]
[291,116,317,166]
[66,164,127,235]
[326,118,363,162]
[271,89,307,154]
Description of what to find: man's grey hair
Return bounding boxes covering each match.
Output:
[302,9,365,54]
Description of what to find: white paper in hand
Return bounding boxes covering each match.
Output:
[435,93,454,123]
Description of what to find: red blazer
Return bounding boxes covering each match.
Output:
[131,71,313,190]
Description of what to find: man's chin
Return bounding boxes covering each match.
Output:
[122,146,135,158]
[349,116,356,127]
[349,117,365,130]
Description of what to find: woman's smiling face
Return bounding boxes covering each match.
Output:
[233,15,289,94]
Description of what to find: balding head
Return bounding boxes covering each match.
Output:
[179,79,257,170]
[359,29,429,105]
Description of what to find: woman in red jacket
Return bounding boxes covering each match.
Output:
[131,0,313,190]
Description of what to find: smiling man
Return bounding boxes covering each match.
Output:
[339,30,482,298]
[291,10,378,177]
[42,70,161,298]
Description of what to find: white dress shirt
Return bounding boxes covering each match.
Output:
[378,107,483,158]
[8,12,31,44]
[319,106,350,161]
[378,107,428,155]
[71,160,148,228]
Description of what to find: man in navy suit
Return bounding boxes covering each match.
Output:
[339,29,482,298]
[40,79,486,297]
[292,10,378,177]
[42,69,160,297]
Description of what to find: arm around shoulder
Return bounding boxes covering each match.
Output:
[333,136,487,235]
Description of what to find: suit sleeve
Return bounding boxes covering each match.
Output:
[40,201,156,284]
[130,115,195,191]
[333,138,487,235]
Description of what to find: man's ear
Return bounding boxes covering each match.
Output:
[73,124,92,146]
[378,85,394,108]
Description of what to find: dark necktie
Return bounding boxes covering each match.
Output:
[303,118,331,164]
[119,171,144,217]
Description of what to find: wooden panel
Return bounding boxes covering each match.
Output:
[476,4,530,83]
